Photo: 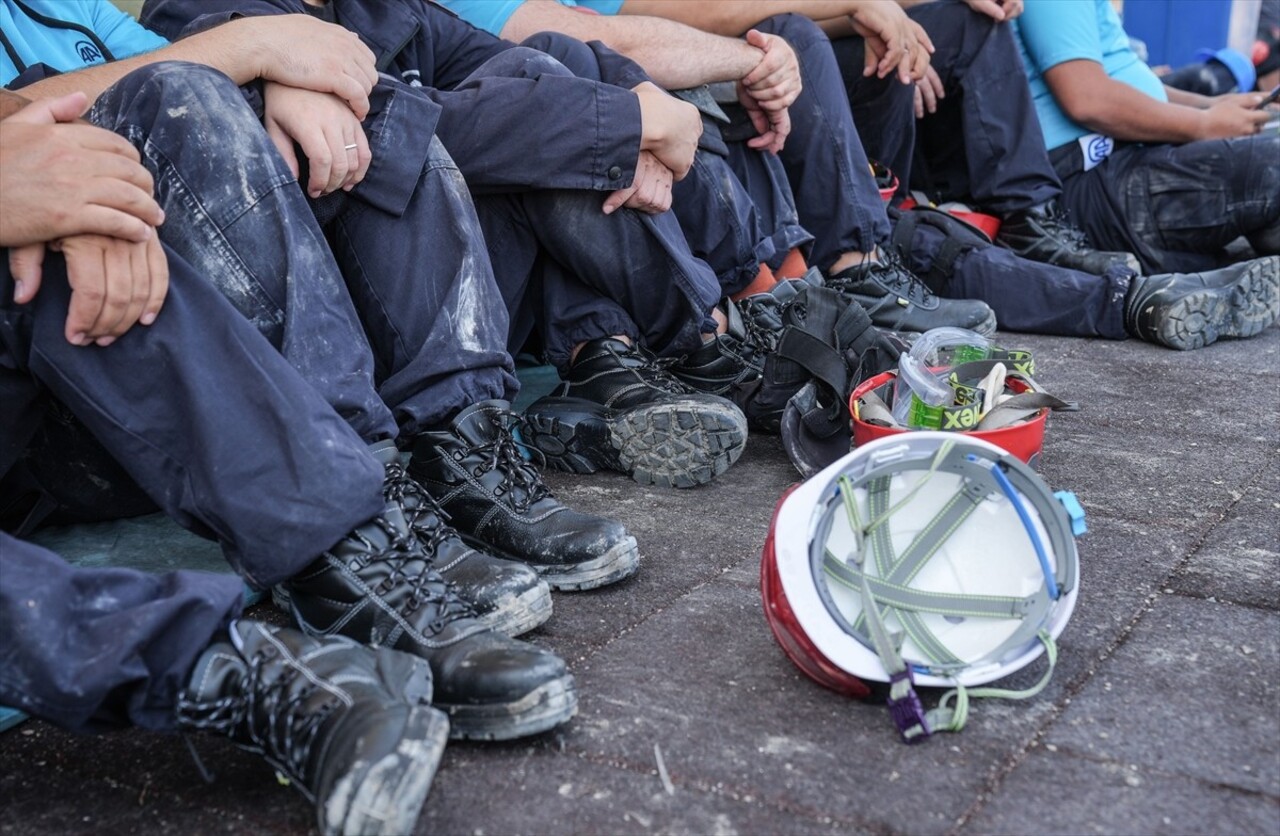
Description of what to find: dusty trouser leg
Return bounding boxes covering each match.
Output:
[828,35,919,203]
[1059,135,1280,275]
[900,223,1131,339]
[0,251,384,589]
[670,152,787,297]
[329,136,517,434]
[86,61,397,442]
[904,1,1063,213]
[516,30,805,295]
[748,13,891,269]
[0,532,243,733]
[474,189,720,372]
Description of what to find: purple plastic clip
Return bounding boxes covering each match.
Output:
[886,669,931,744]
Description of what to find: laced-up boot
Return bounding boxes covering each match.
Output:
[176,619,448,836]
[670,278,819,432]
[666,300,765,401]
[827,252,996,335]
[409,400,640,590]
[372,440,552,636]
[522,339,748,488]
[997,199,1141,274]
[1124,256,1280,350]
[276,505,578,740]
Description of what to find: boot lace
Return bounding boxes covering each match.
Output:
[457,411,552,515]
[611,342,694,395]
[347,511,475,631]
[866,251,934,303]
[176,651,338,792]
[828,252,934,305]
[737,294,786,355]
[382,460,459,559]
[1037,203,1091,250]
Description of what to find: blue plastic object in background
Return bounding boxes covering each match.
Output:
[1122,0,1233,67]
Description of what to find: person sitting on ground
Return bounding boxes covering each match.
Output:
[436,0,998,340]
[1011,0,1280,274]
[136,0,755,489]
[0,33,615,743]
[440,0,1280,352]
[0,91,450,835]
[575,0,1142,276]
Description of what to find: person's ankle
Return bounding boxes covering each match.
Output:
[571,335,631,365]
[828,249,878,275]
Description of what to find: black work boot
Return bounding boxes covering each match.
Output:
[523,339,748,488]
[176,620,448,836]
[827,252,997,336]
[276,506,578,740]
[1124,256,1280,350]
[371,440,552,637]
[409,400,639,590]
[997,200,1141,275]
[670,278,815,432]
[668,300,766,399]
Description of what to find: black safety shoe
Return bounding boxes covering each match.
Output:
[372,440,552,637]
[670,279,817,432]
[669,300,766,399]
[176,620,448,836]
[997,200,1141,275]
[409,400,639,591]
[523,339,748,489]
[1125,256,1280,350]
[276,506,578,740]
[827,253,997,336]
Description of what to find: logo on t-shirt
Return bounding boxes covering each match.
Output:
[74,40,104,65]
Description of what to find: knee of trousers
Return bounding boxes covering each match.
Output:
[486,43,576,80]
[755,12,829,46]
[519,32,600,78]
[912,0,998,51]
[89,61,255,135]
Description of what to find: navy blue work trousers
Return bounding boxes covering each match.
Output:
[0,533,242,733]
[451,43,721,371]
[0,250,386,732]
[749,14,892,271]
[518,33,804,301]
[1055,134,1280,274]
[830,0,1061,214]
[85,62,515,437]
[901,223,1130,339]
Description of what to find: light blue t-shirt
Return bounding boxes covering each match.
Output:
[1013,0,1168,151]
[440,0,625,37]
[1,0,169,86]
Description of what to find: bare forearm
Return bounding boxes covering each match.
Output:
[15,19,260,104]
[502,2,761,87]
[1046,62,1205,143]
[618,0,870,36]
[1163,84,1214,109]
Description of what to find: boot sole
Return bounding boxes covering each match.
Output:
[524,398,748,489]
[472,580,554,637]
[537,535,640,592]
[441,674,578,742]
[457,533,640,593]
[1157,257,1280,350]
[323,705,450,836]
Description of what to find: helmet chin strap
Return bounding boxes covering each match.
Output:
[816,439,1076,743]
